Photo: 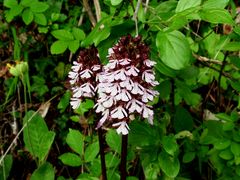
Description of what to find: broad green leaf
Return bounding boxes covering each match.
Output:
[20,0,36,7]
[214,139,231,150]
[84,142,99,162]
[174,106,194,132]
[50,40,68,54]
[31,162,54,180]
[222,42,240,51]
[22,8,34,25]
[51,29,74,40]
[75,99,94,115]
[156,30,191,70]
[5,5,24,22]
[59,153,82,167]
[68,40,79,53]
[202,0,229,9]
[0,154,13,180]
[66,129,84,155]
[57,90,71,113]
[72,27,85,41]
[30,2,49,13]
[159,151,180,178]
[34,13,47,26]
[105,152,120,168]
[183,152,195,163]
[4,0,18,8]
[111,0,123,6]
[106,129,121,154]
[9,61,28,77]
[231,142,240,156]
[142,163,160,180]
[162,135,178,156]
[23,111,55,160]
[175,0,201,13]
[219,148,233,160]
[200,9,234,25]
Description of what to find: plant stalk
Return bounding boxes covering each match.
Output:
[98,128,107,180]
[120,134,128,180]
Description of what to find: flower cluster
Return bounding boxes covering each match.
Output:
[68,46,101,109]
[95,35,159,135]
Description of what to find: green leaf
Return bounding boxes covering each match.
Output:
[30,2,49,13]
[0,154,13,180]
[222,42,240,51]
[174,106,194,132]
[57,90,71,113]
[200,9,234,25]
[106,129,121,154]
[202,0,229,9]
[183,152,195,163]
[68,40,80,53]
[219,148,233,160]
[31,162,55,180]
[20,0,35,7]
[66,129,84,155]
[5,5,24,22]
[214,139,231,150]
[75,99,94,115]
[231,142,240,156]
[34,13,47,26]
[84,142,99,162]
[156,30,191,70]
[162,135,178,156]
[22,8,34,25]
[51,29,74,40]
[72,27,85,41]
[175,0,201,13]
[50,40,68,54]
[105,152,120,168]
[59,153,82,167]
[111,0,123,6]
[23,111,55,161]
[4,0,18,8]
[158,151,180,178]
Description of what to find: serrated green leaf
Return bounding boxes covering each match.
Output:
[59,153,82,167]
[175,0,201,13]
[50,40,68,54]
[22,8,33,25]
[159,151,180,178]
[30,2,49,13]
[72,27,85,41]
[68,40,80,53]
[34,13,47,26]
[84,142,99,162]
[66,129,84,155]
[106,129,121,154]
[200,9,234,25]
[51,29,74,40]
[156,30,191,70]
[31,162,54,180]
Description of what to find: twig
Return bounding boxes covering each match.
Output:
[120,134,128,180]
[144,0,149,13]
[98,128,107,180]
[193,53,223,65]
[94,0,101,22]
[132,0,142,36]
[83,0,96,27]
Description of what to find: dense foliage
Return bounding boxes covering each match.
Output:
[1,0,240,179]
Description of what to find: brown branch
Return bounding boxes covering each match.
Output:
[83,0,97,27]
[193,53,223,65]
[93,0,101,22]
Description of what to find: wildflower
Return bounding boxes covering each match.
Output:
[95,35,159,135]
[68,46,101,109]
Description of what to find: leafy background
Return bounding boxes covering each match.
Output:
[1,0,240,179]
